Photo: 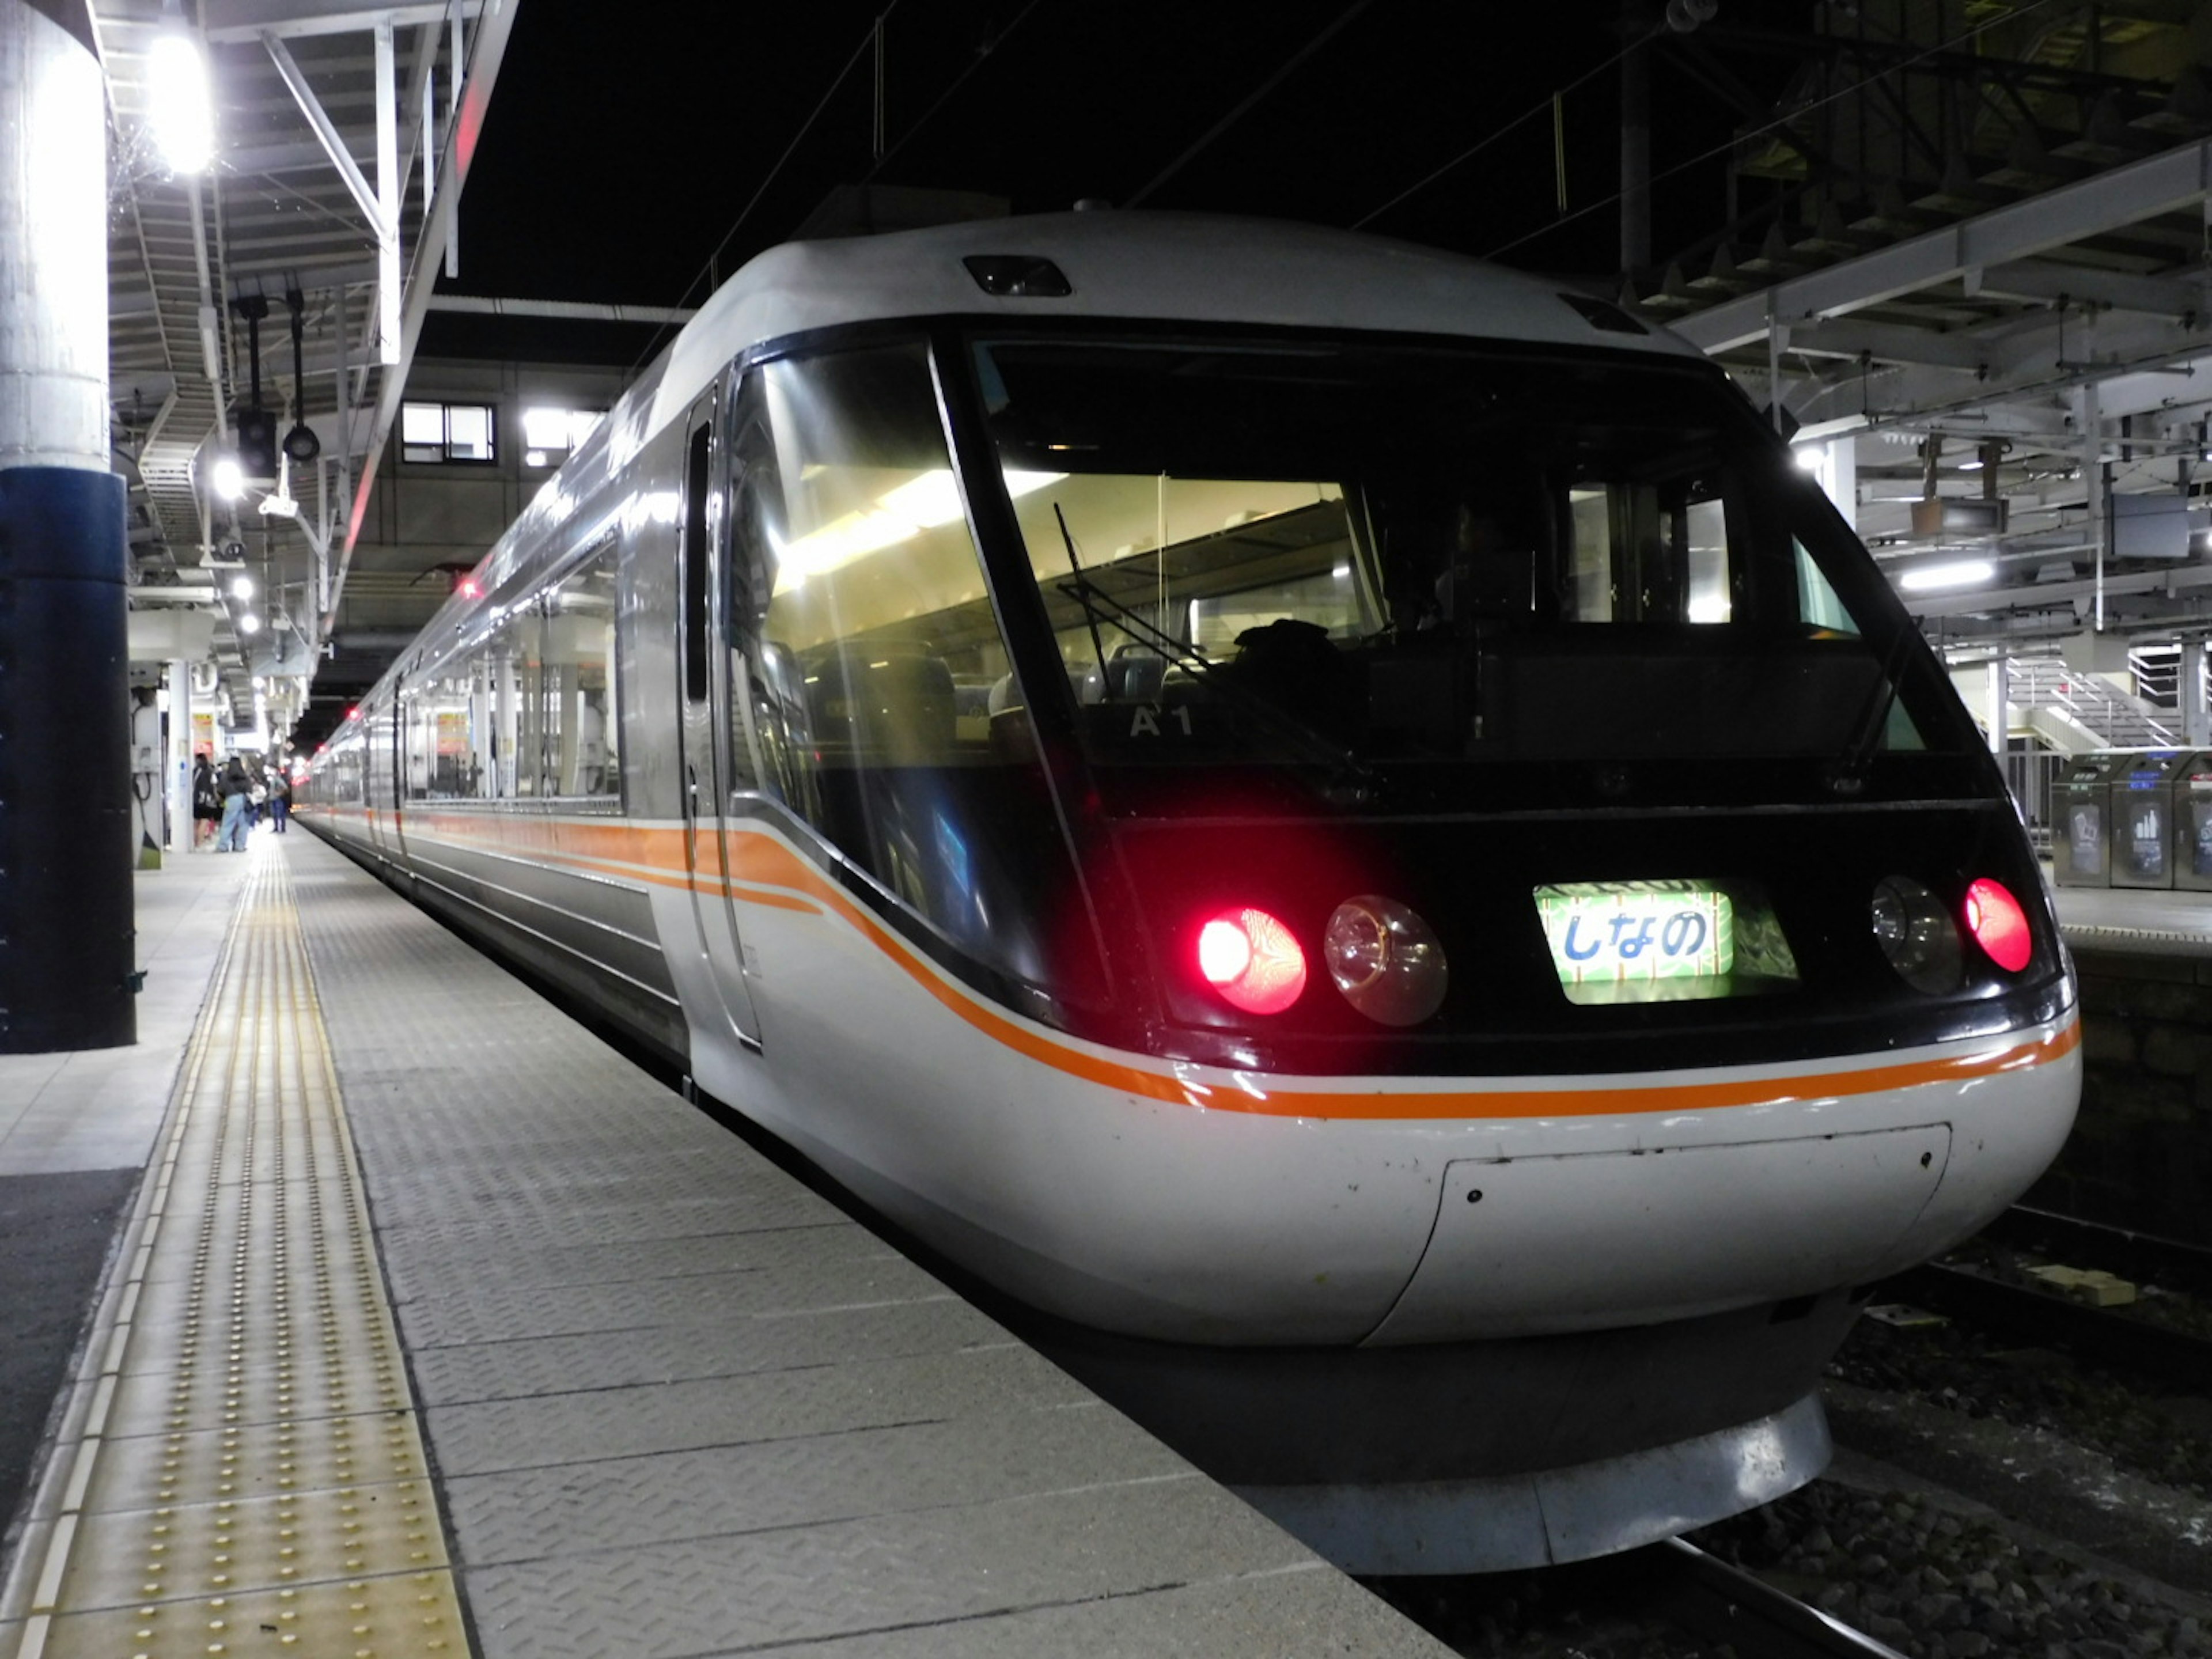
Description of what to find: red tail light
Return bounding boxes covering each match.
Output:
[1963,878,2032,972]
[1196,907,1307,1015]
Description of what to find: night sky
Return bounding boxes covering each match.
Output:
[420,0,1815,359]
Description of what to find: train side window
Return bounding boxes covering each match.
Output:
[1795,537,1859,635]
[682,424,711,706]
[497,604,546,796]
[406,669,478,798]
[725,342,1088,992]
[545,548,621,800]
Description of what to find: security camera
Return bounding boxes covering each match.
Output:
[224,539,246,561]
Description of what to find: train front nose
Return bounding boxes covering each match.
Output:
[1355,1017,2080,1348]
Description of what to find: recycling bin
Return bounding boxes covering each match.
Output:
[2174,755,2212,892]
[2054,752,2119,888]
[2109,750,2188,890]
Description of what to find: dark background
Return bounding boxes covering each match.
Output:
[419,0,1817,361]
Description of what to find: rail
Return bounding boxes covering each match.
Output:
[1889,1259,2212,1392]
[1651,1537,1911,1659]
[1983,1204,2212,1298]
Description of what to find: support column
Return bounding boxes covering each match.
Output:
[168,654,192,851]
[0,0,133,1051]
[2185,638,2210,748]
[1826,435,1858,532]
[2078,379,2105,632]
[1986,656,2011,756]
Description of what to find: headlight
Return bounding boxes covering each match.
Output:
[1324,896,1449,1025]
[1871,875,1961,994]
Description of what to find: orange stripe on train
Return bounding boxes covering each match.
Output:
[384,810,2082,1122]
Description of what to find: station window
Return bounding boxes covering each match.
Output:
[521,407,604,469]
[401,401,496,465]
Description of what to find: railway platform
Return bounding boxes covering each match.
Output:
[2052,881,2212,958]
[0,832,1445,1657]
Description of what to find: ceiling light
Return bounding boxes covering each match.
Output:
[230,574,253,600]
[149,27,214,175]
[1793,446,1823,471]
[1899,559,1996,593]
[237,613,263,634]
[771,467,1065,593]
[210,456,244,501]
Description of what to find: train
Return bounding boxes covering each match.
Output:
[298,210,2079,1574]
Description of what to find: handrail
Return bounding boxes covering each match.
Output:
[2003,658,2178,748]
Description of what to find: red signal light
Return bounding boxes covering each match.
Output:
[1195,907,1306,1015]
[457,576,481,599]
[344,705,362,722]
[1963,878,2031,972]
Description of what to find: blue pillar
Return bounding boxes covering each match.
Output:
[0,469,132,1050]
[0,0,132,1052]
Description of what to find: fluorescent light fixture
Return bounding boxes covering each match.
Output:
[1957,458,1983,471]
[1899,558,1996,593]
[149,28,214,175]
[774,468,1065,592]
[210,456,244,501]
[230,574,253,600]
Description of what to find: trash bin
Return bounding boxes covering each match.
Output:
[2111,750,2188,890]
[2175,755,2212,893]
[2054,752,2119,888]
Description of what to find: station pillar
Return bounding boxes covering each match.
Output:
[0,0,134,1052]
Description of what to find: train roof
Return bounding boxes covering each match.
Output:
[647,210,1703,443]
[363,214,1710,709]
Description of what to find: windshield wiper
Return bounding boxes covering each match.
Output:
[1048,502,1377,800]
[1833,624,1916,789]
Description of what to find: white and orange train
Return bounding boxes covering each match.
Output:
[301,212,2078,1573]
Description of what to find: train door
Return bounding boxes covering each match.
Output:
[391,673,414,862]
[366,675,401,859]
[675,399,762,1050]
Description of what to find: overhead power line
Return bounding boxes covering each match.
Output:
[1127,0,1379,209]
[1479,0,2065,263]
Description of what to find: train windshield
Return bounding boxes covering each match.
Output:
[966,334,1974,802]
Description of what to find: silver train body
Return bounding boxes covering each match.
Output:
[301,213,2079,1574]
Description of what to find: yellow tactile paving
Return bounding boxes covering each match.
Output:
[7,846,474,1659]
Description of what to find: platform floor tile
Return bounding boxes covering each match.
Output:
[281,831,1449,1655]
[2,844,471,1658]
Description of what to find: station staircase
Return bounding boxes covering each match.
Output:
[2002,657,2179,753]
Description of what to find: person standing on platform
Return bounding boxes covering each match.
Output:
[216,756,252,851]
[191,752,220,848]
[267,766,291,834]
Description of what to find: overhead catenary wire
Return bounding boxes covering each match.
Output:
[1125,0,1379,209]
[1351,15,1665,231]
[625,6,905,381]
[1478,0,2065,263]
[855,0,1048,187]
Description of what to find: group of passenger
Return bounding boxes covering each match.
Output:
[190,751,291,851]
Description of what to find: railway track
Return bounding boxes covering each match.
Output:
[1375,1535,1912,1658]
[1888,1207,2212,1392]
[1980,1205,2212,1297]
[1649,1537,1910,1659]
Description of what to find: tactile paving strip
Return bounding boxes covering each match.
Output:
[7,845,472,1658]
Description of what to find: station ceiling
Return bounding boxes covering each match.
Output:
[90,0,2212,741]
